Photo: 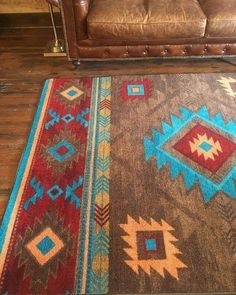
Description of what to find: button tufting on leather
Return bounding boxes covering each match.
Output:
[182,48,187,55]
[142,50,148,56]
[161,49,168,55]
[202,47,207,54]
[77,44,236,59]
[104,49,110,56]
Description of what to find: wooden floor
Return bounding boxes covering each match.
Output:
[0,28,236,222]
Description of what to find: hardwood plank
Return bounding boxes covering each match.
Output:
[0,165,19,190]
[0,0,48,14]
[0,197,9,222]
[0,13,62,28]
[0,28,63,47]
[0,80,45,92]
[0,133,27,145]
[0,109,35,122]
[0,149,24,165]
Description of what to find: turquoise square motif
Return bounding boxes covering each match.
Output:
[47,184,63,200]
[145,238,157,251]
[67,89,78,97]
[36,236,55,255]
[62,114,74,124]
[127,84,145,96]
[199,142,212,152]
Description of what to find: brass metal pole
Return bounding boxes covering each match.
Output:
[44,2,65,55]
[48,3,59,46]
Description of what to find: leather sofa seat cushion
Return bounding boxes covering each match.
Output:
[199,0,236,37]
[87,0,207,41]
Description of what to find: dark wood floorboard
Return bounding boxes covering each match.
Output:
[0,27,236,222]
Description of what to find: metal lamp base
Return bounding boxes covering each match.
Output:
[44,39,66,57]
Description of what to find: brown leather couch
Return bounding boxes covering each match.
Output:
[57,0,236,63]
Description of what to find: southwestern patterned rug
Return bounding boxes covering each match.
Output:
[0,74,236,294]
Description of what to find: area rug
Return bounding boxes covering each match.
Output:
[0,74,236,294]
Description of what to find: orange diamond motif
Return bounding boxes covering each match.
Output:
[26,227,64,266]
[60,86,84,101]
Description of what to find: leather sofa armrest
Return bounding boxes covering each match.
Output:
[60,0,90,40]
[59,0,90,59]
[74,0,90,40]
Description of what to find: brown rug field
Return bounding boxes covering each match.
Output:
[109,73,236,294]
